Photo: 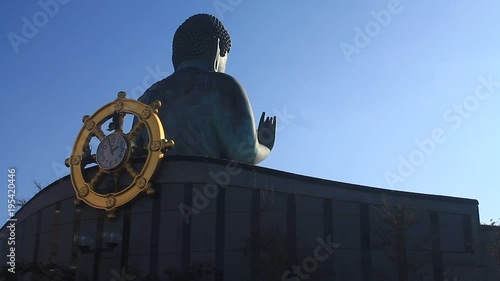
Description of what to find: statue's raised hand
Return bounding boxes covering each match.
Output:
[257,112,276,150]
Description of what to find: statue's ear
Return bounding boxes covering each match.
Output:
[213,38,227,73]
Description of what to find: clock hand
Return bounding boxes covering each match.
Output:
[111,142,121,154]
[108,138,114,156]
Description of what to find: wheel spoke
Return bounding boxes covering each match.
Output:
[124,163,139,178]
[128,121,145,141]
[94,126,106,141]
[119,113,126,133]
[89,169,105,190]
[113,172,121,192]
[82,154,97,167]
[113,112,126,133]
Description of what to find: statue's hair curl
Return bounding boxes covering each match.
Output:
[172,14,231,67]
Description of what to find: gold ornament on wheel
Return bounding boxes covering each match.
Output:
[65,92,174,218]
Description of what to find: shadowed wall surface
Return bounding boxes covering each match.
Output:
[0,156,498,281]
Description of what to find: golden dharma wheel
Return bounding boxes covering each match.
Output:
[65,92,174,218]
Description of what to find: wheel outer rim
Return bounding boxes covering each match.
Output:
[69,97,165,210]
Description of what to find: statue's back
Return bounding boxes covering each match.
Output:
[136,67,250,160]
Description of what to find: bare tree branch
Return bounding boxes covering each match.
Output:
[14,180,45,208]
[33,180,44,191]
[15,197,28,207]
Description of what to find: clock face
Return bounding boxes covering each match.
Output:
[96,133,129,170]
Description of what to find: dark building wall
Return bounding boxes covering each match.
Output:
[0,156,495,281]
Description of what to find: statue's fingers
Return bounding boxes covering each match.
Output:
[260,112,266,124]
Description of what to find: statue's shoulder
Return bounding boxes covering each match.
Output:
[207,73,252,113]
[212,72,242,85]
[210,72,246,96]
[138,74,174,102]
[138,79,165,101]
[139,71,247,103]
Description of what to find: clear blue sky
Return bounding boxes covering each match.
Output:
[1,0,499,224]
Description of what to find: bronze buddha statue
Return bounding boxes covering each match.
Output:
[134,14,276,164]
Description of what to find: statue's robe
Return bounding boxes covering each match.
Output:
[134,67,260,164]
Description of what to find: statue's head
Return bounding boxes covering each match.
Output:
[172,14,231,73]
